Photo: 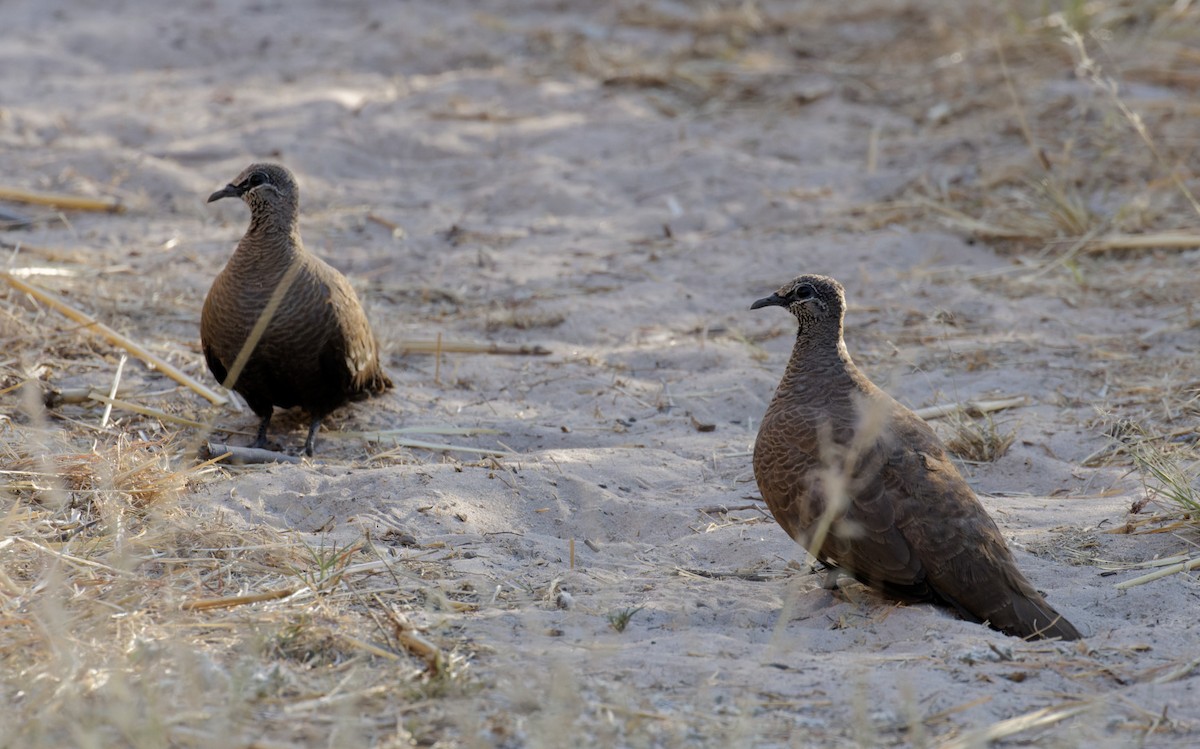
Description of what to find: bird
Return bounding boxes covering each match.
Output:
[751,274,1081,640]
[201,162,392,456]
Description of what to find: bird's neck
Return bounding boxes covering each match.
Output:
[228,217,304,275]
[777,326,864,395]
[246,202,299,238]
[241,208,302,250]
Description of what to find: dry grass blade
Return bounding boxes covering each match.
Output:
[1063,27,1200,220]
[937,703,1091,749]
[911,197,1041,239]
[0,184,123,212]
[1128,431,1200,516]
[1,271,226,404]
[1151,656,1200,685]
[1084,231,1200,253]
[1114,557,1200,590]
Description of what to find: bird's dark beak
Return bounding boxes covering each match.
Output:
[750,293,788,310]
[207,184,245,203]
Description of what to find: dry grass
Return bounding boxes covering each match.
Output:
[945,414,1018,463]
[0,435,474,747]
[1123,422,1200,533]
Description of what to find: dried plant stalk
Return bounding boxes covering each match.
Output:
[1,271,226,404]
[0,184,123,212]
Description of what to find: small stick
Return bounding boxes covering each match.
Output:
[44,385,131,406]
[913,395,1027,421]
[393,338,551,356]
[0,185,123,213]
[1115,557,1200,590]
[336,635,401,661]
[99,354,127,428]
[1,271,226,404]
[569,538,575,569]
[386,608,444,674]
[181,586,299,611]
[365,213,405,239]
[366,213,398,230]
[203,442,302,465]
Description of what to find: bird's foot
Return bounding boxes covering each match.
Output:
[820,567,846,591]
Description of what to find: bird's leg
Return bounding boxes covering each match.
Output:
[303,416,323,457]
[809,560,844,590]
[251,414,272,449]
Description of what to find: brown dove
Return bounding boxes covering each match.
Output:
[751,274,1080,640]
[202,163,392,456]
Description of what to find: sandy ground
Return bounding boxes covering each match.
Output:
[3,1,1200,746]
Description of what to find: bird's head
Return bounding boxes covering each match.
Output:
[750,274,846,334]
[207,163,298,215]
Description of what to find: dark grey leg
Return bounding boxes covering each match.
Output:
[303,416,322,457]
[251,413,272,449]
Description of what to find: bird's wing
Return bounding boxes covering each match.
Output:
[881,412,1079,637]
[823,440,936,601]
[754,401,933,600]
[317,269,392,395]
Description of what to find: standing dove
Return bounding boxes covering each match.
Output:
[202,163,392,456]
[751,274,1080,640]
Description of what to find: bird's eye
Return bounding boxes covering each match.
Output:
[795,284,816,300]
[246,172,267,188]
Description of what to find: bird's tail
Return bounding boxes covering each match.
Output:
[991,593,1082,641]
